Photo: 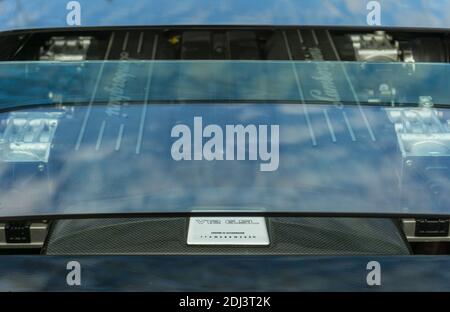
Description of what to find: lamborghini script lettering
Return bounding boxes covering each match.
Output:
[171,117,279,172]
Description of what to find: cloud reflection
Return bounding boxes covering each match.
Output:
[1,0,450,31]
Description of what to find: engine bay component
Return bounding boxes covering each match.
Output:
[1,27,448,63]
[387,101,450,226]
[39,36,92,61]
[386,105,450,157]
[349,31,406,62]
[0,111,64,162]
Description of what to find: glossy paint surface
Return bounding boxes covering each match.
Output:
[0,255,449,291]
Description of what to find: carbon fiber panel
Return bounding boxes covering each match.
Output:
[45,218,410,255]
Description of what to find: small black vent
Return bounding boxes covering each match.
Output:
[5,222,31,244]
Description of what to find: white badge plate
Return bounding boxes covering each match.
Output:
[187,217,270,246]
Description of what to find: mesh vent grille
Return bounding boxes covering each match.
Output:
[45,217,410,255]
